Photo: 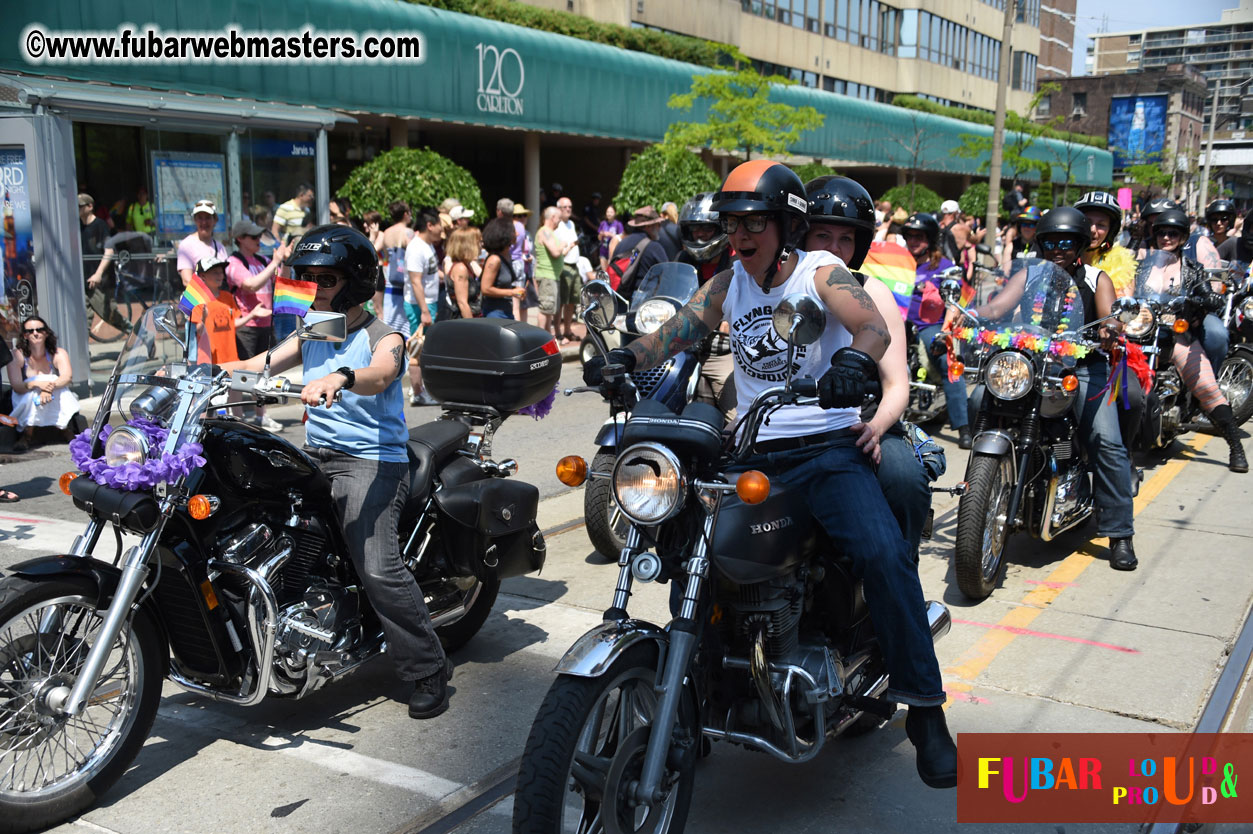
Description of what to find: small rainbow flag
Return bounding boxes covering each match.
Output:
[273,277,317,317]
[178,273,216,316]
[859,241,916,319]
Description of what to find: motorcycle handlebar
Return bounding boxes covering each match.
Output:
[785,377,881,400]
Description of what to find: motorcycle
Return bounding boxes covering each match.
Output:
[903,267,979,426]
[948,258,1141,600]
[0,305,556,832]
[581,263,706,560]
[1216,260,1253,426]
[512,282,951,834]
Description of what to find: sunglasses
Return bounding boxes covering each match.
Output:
[306,273,343,288]
[1018,222,1037,229]
[1155,228,1184,238]
[720,215,770,234]
[23,327,48,335]
[1039,237,1080,251]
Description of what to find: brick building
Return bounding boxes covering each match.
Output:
[1037,0,1077,81]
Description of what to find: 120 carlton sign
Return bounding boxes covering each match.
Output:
[476,42,524,116]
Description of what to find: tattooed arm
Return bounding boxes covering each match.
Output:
[625,270,731,371]
[814,264,891,360]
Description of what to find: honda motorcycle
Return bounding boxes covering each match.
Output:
[0,306,556,832]
[513,282,951,834]
[948,259,1141,600]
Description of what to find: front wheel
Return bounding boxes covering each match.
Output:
[954,454,1015,600]
[1219,353,1253,427]
[513,643,695,834]
[0,576,163,833]
[584,451,629,561]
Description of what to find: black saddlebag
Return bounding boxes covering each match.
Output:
[433,478,545,580]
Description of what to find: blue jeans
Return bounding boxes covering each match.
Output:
[918,324,969,430]
[1074,361,1135,539]
[272,313,300,343]
[1201,313,1229,374]
[876,429,932,561]
[738,433,945,707]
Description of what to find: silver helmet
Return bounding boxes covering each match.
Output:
[679,192,728,262]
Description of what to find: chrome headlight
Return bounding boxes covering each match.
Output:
[1123,305,1157,340]
[984,351,1034,400]
[633,299,679,335]
[612,442,686,525]
[104,427,150,467]
[1241,297,1253,321]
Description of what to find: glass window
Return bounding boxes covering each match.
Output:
[931,15,941,63]
[899,9,917,58]
[868,0,879,51]
[823,75,836,92]
[837,0,848,40]
[824,0,836,37]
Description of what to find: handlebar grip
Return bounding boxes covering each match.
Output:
[790,378,818,397]
[864,379,882,399]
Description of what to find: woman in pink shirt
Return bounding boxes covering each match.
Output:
[226,219,289,431]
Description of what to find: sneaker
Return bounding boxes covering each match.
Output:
[257,416,283,433]
[408,658,453,719]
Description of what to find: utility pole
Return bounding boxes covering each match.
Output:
[985,0,1018,242]
[1199,78,1219,212]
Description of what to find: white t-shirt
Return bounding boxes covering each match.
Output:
[557,219,580,265]
[404,236,440,308]
[576,256,595,284]
[723,249,857,441]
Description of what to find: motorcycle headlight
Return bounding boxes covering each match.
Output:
[633,299,679,335]
[1123,306,1157,340]
[104,427,150,467]
[984,351,1034,401]
[1242,297,1253,321]
[612,442,686,525]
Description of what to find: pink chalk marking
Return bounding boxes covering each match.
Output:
[943,688,989,705]
[0,515,55,525]
[951,618,1140,654]
[1024,579,1078,589]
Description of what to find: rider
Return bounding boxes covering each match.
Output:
[223,224,453,718]
[585,160,957,789]
[1204,199,1236,252]
[1148,209,1249,473]
[677,191,737,421]
[803,175,932,560]
[903,212,971,449]
[1077,191,1137,297]
[998,205,1041,271]
[1131,197,1180,257]
[967,207,1142,569]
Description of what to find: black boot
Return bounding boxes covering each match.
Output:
[1209,404,1248,473]
[1109,537,1138,571]
[408,658,453,719]
[957,426,973,450]
[905,706,958,789]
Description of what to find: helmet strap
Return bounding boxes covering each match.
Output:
[761,213,797,294]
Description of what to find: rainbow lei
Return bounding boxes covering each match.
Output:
[954,327,1090,360]
[1031,283,1081,334]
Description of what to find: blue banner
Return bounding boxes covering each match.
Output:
[0,147,36,341]
[248,139,316,158]
[1108,95,1168,169]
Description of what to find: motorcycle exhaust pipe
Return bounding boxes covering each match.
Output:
[927,600,951,643]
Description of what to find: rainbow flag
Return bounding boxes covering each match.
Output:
[859,241,916,319]
[273,277,317,317]
[178,273,216,316]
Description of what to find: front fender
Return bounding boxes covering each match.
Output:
[554,618,668,678]
[1229,344,1253,363]
[593,413,627,449]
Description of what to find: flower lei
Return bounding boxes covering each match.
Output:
[1031,282,1081,334]
[952,326,1090,360]
[70,417,206,491]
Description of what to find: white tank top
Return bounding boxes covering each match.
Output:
[724,249,857,441]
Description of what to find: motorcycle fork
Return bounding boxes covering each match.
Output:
[1004,403,1041,535]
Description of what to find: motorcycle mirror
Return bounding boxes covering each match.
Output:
[772,294,826,347]
[1113,296,1142,324]
[299,311,348,342]
[151,304,187,351]
[939,277,964,304]
[580,280,620,330]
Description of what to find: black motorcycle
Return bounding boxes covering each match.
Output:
[0,306,557,832]
[1216,259,1253,425]
[513,284,951,834]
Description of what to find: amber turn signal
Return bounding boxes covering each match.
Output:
[555,456,588,487]
[1173,318,1189,334]
[187,494,219,520]
[736,470,771,505]
[1061,373,1079,393]
[950,361,965,378]
[59,472,78,496]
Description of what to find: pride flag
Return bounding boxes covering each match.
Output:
[273,277,317,317]
[178,273,216,316]
[859,241,916,319]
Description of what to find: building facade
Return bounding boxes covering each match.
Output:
[1037,0,1076,81]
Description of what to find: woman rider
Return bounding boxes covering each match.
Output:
[803,176,933,561]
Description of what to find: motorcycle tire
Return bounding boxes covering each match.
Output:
[1218,353,1253,427]
[584,451,629,561]
[434,574,501,654]
[954,453,1015,601]
[513,643,696,834]
[578,335,598,370]
[0,575,163,833]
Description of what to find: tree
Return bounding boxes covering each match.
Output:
[882,111,949,214]
[613,145,720,216]
[958,182,989,219]
[664,45,824,161]
[338,147,485,220]
[791,162,839,184]
[879,184,942,215]
[954,86,1055,184]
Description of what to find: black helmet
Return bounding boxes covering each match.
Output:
[804,176,875,269]
[1206,199,1237,224]
[1141,197,1180,224]
[1035,206,1092,252]
[287,224,381,313]
[1151,208,1190,235]
[1074,191,1123,248]
[711,159,809,291]
[678,192,728,262]
[901,212,940,250]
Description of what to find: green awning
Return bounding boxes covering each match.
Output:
[2,0,1112,184]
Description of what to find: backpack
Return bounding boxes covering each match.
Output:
[607,236,651,292]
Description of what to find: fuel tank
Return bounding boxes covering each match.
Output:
[198,419,332,501]
[709,480,813,584]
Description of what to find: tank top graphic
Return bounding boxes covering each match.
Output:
[723,249,858,441]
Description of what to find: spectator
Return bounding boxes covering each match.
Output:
[657,201,683,259]
[609,206,669,299]
[1002,182,1027,216]
[439,197,462,216]
[404,206,444,406]
[581,192,602,254]
[7,316,80,449]
[192,256,262,375]
[227,221,286,432]
[534,206,568,338]
[380,201,414,336]
[262,191,277,212]
[554,197,582,343]
[511,204,534,322]
[496,197,515,220]
[598,205,623,270]
[329,196,355,227]
[544,182,563,210]
[251,206,282,260]
[480,217,526,320]
[363,210,385,255]
[875,199,891,228]
[876,207,908,244]
[439,228,482,321]
[937,199,962,263]
[108,198,127,232]
[449,206,475,228]
[273,183,314,239]
[176,199,228,289]
[126,185,156,235]
[80,193,134,339]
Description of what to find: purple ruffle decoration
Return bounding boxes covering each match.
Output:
[71,418,206,492]
[517,385,557,420]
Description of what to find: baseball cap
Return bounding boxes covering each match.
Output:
[192,199,218,216]
[230,220,265,239]
[940,200,960,215]
[196,255,228,274]
[78,193,94,207]
[450,206,475,222]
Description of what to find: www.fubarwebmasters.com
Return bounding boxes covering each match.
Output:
[21,24,425,65]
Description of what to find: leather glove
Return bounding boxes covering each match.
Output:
[583,347,636,387]
[817,347,877,409]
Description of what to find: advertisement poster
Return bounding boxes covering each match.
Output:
[1108,95,1168,169]
[152,151,227,237]
[0,147,36,344]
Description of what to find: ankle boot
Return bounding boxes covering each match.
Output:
[905,706,958,789]
[1209,404,1248,473]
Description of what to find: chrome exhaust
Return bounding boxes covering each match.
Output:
[927,600,951,643]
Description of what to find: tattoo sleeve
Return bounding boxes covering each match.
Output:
[390,344,405,379]
[626,272,728,370]
[825,267,878,313]
[855,321,891,348]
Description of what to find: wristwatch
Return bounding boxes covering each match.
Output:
[333,366,356,389]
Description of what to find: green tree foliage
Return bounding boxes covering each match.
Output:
[791,162,839,185]
[338,148,486,221]
[958,182,989,218]
[614,145,720,216]
[1124,160,1172,192]
[664,46,825,161]
[1035,166,1054,211]
[879,183,942,215]
[892,94,1106,148]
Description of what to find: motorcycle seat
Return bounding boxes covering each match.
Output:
[406,420,471,509]
[621,399,723,467]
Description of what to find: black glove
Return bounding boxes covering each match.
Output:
[817,347,877,409]
[583,347,636,387]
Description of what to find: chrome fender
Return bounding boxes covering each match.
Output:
[554,618,668,678]
[969,429,1017,472]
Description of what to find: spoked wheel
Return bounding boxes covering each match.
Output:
[954,454,1015,600]
[513,644,696,834]
[585,451,630,561]
[0,577,162,833]
[1219,353,1253,427]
